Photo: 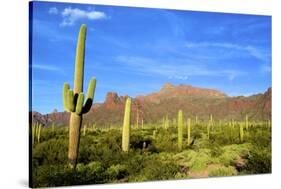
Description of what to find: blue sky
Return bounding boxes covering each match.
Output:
[30,1,272,114]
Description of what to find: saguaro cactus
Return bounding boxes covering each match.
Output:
[178,110,183,151]
[239,123,244,142]
[207,120,211,139]
[165,115,169,129]
[62,24,97,169]
[187,118,191,145]
[122,97,131,152]
[37,124,42,143]
[245,114,249,130]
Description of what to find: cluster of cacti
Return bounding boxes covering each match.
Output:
[187,118,191,146]
[62,24,97,169]
[32,123,42,146]
[122,97,131,152]
[178,110,183,151]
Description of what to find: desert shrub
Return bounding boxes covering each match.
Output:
[33,138,68,166]
[105,164,128,181]
[246,146,271,174]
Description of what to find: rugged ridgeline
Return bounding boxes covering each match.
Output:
[31,84,271,127]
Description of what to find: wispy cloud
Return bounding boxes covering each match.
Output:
[185,41,269,62]
[32,64,60,72]
[60,7,107,26]
[48,7,58,14]
[116,55,245,81]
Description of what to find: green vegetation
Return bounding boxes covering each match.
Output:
[31,119,271,187]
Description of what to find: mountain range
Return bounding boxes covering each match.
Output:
[31,83,272,127]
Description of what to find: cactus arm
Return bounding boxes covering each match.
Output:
[75,93,84,114]
[67,90,75,112]
[83,78,96,113]
[63,83,70,111]
[74,24,86,93]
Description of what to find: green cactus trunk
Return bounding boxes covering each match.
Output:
[62,25,96,169]
[32,124,36,146]
[136,108,139,128]
[195,115,198,125]
[207,120,210,139]
[245,114,249,130]
[165,115,169,129]
[178,110,183,151]
[52,123,55,132]
[187,118,191,146]
[37,124,42,143]
[122,98,131,152]
[239,123,244,142]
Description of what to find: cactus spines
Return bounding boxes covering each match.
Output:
[122,97,131,152]
[239,123,244,142]
[187,118,191,146]
[245,114,249,130]
[62,24,96,169]
[178,110,183,151]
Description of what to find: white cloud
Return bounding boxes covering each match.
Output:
[48,7,58,14]
[60,7,107,26]
[185,41,269,62]
[116,55,245,81]
[32,64,60,72]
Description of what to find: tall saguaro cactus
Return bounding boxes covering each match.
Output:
[187,118,191,146]
[62,24,97,169]
[245,114,249,130]
[239,123,244,142]
[122,98,131,152]
[178,110,183,151]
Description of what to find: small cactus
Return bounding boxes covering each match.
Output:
[122,97,131,152]
[178,110,183,151]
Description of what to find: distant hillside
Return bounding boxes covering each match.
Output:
[31,84,272,127]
